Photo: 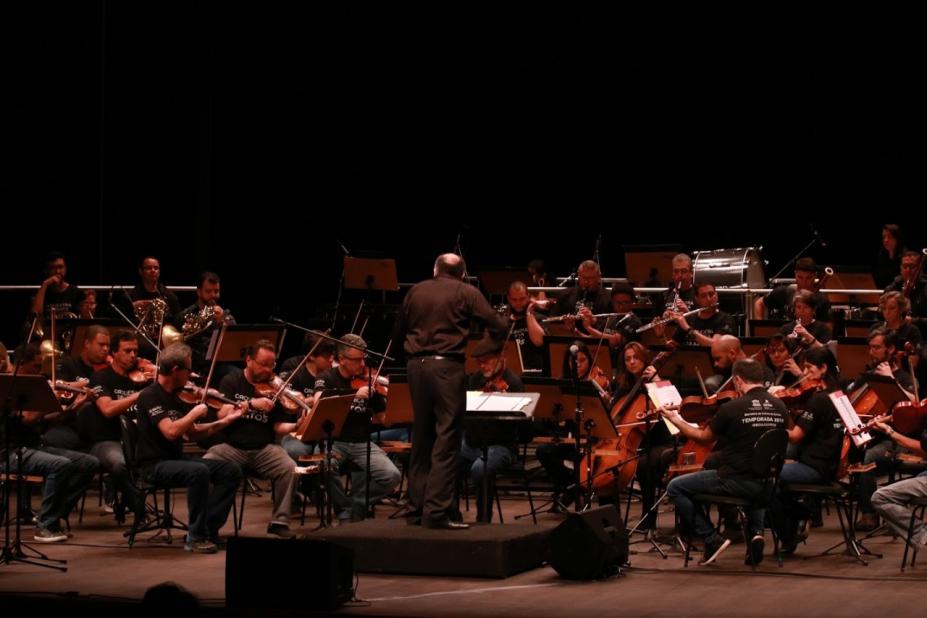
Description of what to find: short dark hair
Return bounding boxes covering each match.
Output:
[303,333,336,357]
[732,358,765,384]
[508,280,529,294]
[868,326,897,349]
[695,281,715,295]
[84,324,109,343]
[197,271,220,289]
[110,330,137,352]
[795,258,817,273]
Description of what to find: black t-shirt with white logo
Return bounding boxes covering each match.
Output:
[793,391,845,481]
[314,368,386,443]
[82,367,143,443]
[709,387,788,479]
[217,369,287,450]
[135,382,192,464]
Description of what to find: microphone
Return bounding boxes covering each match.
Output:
[569,344,580,358]
[336,239,351,256]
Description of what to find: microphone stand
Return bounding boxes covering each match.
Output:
[767,228,826,282]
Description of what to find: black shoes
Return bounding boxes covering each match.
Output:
[423,518,470,530]
[699,536,731,565]
[746,534,765,565]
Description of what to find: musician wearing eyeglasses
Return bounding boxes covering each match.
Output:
[885,250,927,321]
[312,333,400,523]
[662,253,696,313]
[852,327,917,531]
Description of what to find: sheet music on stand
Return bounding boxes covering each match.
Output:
[465,391,538,419]
[830,390,873,448]
[645,380,688,435]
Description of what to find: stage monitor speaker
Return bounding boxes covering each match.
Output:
[548,505,628,580]
[226,537,354,611]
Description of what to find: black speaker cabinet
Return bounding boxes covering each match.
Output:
[226,537,354,610]
[548,505,629,580]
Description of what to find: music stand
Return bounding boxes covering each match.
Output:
[465,392,539,523]
[206,324,286,362]
[477,269,530,297]
[465,337,524,376]
[0,375,68,570]
[825,272,880,305]
[295,394,354,527]
[344,257,399,292]
[836,337,870,380]
[559,383,619,511]
[521,377,564,423]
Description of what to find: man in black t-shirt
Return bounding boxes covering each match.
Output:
[312,334,401,523]
[504,281,547,371]
[279,334,336,463]
[755,257,831,322]
[871,424,927,545]
[135,344,243,553]
[671,282,737,347]
[43,325,111,450]
[174,271,235,375]
[664,359,788,565]
[551,260,612,336]
[206,339,299,537]
[661,253,697,313]
[83,331,146,515]
[31,251,81,320]
[117,256,182,359]
[459,338,525,522]
[885,250,927,322]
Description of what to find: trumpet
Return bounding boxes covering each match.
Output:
[636,303,718,333]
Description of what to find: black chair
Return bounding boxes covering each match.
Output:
[900,498,927,571]
[119,417,187,547]
[683,428,789,569]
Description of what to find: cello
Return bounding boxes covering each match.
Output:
[579,351,672,495]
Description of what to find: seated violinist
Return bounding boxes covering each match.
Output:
[663,359,789,566]
[770,347,846,553]
[852,327,917,531]
[778,290,831,353]
[83,331,147,516]
[670,282,737,347]
[0,343,100,544]
[312,334,401,523]
[535,341,597,509]
[206,339,299,538]
[279,333,337,463]
[610,342,671,532]
[43,325,111,450]
[134,343,244,553]
[459,337,525,522]
[505,280,548,371]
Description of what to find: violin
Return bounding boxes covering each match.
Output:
[589,366,610,391]
[771,376,823,408]
[52,378,97,404]
[127,358,158,384]
[176,382,242,409]
[351,368,389,397]
[91,354,113,372]
[482,371,510,393]
[254,375,312,412]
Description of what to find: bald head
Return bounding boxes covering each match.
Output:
[434,253,466,279]
[711,335,743,371]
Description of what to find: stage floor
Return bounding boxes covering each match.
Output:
[2,486,927,617]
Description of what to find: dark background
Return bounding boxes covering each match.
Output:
[4,3,922,351]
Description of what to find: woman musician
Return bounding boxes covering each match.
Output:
[769,347,845,554]
[779,290,832,359]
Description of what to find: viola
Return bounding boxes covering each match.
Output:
[350,368,389,397]
[127,358,158,384]
[254,375,312,412]
[176,382,241,409]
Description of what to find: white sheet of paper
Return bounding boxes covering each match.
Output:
[646,380,686,435]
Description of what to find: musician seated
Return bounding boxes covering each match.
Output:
[763,334,802,389]
[871,423,927,546]
[663,359,789,566]
[778,290,831,353]
[134,344,243,553]
[505,280,548,372]
[771,348,845,553]
[458,337,524,523]
[583,283,642,357]
[885,249,927,322]
[43,325,112,451]
[662,253,696,312]
[550,260,612,336]
[312,334,401,523]
[755,257,831,321]
[854,327,918,531]
[175,271,235,378]
[83,332,147,517]
[206,340,300,538]
[670,282,736,347]
[708,335,774,394]
[279,334,338,462]
[874,291,923,355]
[0,343,100,544]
